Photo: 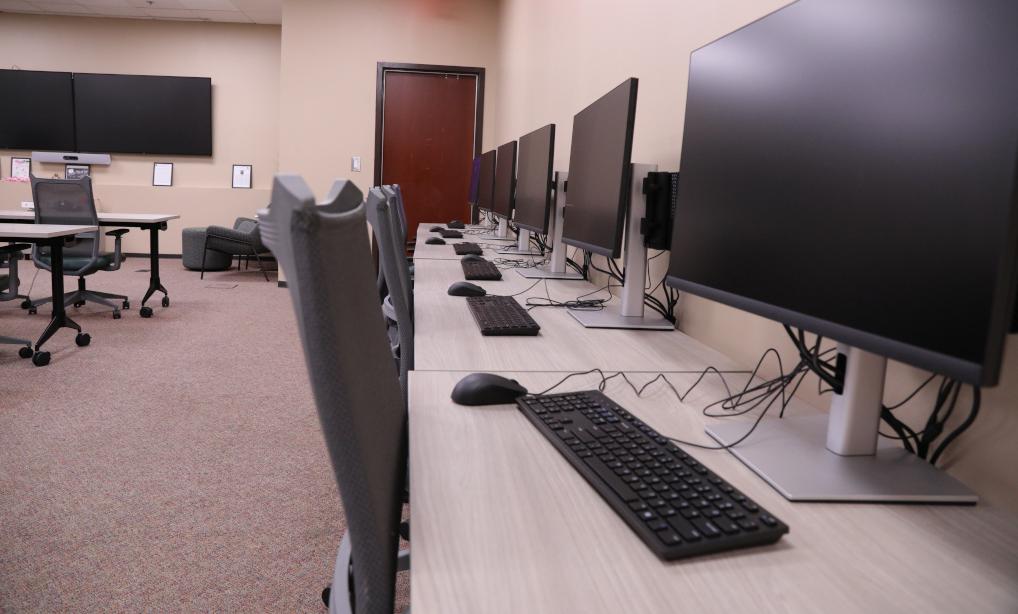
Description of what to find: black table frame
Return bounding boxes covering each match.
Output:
[3,233,79,351]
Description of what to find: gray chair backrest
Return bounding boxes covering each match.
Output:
[366,187,414,400]
[261,176,363,338]
[267,174,405,614]
[380,185,408,247]
[30,176,101,266]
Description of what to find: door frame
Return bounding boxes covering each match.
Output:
[374,61,485,186]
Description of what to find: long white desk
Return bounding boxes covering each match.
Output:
[0,209,180,314]
[409,369,1018,614]
[1,223,99,364]
[412,258,734,372]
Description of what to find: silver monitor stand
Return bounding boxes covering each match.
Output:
[707,345,978,503]
[499,228,543,256]
[568,163,674,330]
[517,172,584,279]
[474,216,514,241]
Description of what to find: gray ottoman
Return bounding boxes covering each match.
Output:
[182,227,232,271]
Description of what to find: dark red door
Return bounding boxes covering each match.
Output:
[380,70,478,242]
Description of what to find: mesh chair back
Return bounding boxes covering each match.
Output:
[268,174,405,614]
[261,177,363,339]
[380,185,407,248]
[30,176,101,263]
[391,184,409,245]
[366,188,414,400]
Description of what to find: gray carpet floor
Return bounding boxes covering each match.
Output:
[0,261,408,612]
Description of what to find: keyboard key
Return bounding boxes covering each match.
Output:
[656,529,682,545]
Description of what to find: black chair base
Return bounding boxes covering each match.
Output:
[29,277,129,319]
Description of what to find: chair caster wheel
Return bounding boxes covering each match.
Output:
[321,587,330,606]
[140,306,153,318]
[20,299,31,309]
[122,300,131,310]
[113,311,122,320]
[74,301,85,308]
[19,346,33,359]
[28,307,37,315]
[162,296,170,308]
[32,351,51,367]
[75,332,91,347]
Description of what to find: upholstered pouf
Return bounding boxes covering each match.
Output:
[182,227,232,271]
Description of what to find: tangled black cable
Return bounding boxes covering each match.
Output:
[524,280,615,312]
[532,346,816,451]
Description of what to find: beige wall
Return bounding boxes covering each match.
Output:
[0,14,281,253]
[492,0,1018,512]
[278,0,500,199]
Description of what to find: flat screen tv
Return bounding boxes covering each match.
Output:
[74,73,212,155]
[0,69,76,151]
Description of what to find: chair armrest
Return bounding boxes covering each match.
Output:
[106,230,128,270]
[0,243,31,255]
[105,229,130,238]
[207,225,256,244]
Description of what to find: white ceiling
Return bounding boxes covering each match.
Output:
[0,0,281,24]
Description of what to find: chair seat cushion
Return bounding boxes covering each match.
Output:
[37,252,116,273]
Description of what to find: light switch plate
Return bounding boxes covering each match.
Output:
[21,201,34,209]
[351,156,362,172]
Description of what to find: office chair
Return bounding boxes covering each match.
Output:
[201,217,272,282]
[263,174,408,614]
[28,176,129,319]
[385,184,409,248]
[1,243,35,359]
[366,188,414,402]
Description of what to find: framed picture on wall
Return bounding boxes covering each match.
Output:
[232,164,252,189]
[10,157,31,181]
[65,164,90,180]
[153,162,173,187]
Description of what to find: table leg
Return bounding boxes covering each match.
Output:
[141,223,169,310]
[34,239,80,351]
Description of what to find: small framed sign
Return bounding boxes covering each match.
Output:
[232,164,252,189]
[65,164,90,180]
[153,162,173,187]
[10,157,31,181]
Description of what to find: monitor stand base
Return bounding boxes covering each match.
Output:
[499,246,543,256]
[568,304,674,330]
[517,265,583,280]
[706,414,978,503]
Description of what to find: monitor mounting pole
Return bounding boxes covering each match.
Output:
[517,171,584,279]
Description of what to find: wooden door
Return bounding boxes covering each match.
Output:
[378,67,481,242]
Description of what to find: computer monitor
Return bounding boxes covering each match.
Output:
[467,156,481,205]
[666,0,1016,502]
[561,78,638,258]
[476,150,496,212]
[514,124,555,235]
[492,140,517,220]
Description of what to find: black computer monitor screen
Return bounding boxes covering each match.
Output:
[562,78,638,258]
[74,73,212,155]
[477,150,497,212]
[467,157,481,205]
[0,70,76,151]
[514,124,555,234]
[493,140,517,219]
[666,0,1018,386]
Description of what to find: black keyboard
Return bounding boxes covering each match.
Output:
[454,242,483,256]
[440,229,463,239]
[516,390,788,560]
[465,295,540,335]
[461,258,502,281]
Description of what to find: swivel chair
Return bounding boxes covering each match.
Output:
[28,176,129,319]
[1,243,34,359]
[263,174,408,614]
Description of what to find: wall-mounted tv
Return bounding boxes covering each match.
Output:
[73,73,212,155]
[0,69,76,151]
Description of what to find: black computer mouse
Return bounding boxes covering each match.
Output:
[461,254,485,262]
[448,220,466,229]
[451,373,529,406]
[430,226,445,232]
[447,281,487,297]
[426,237,446,245]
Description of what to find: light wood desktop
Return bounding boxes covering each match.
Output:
[409,369,1018,614]
[0,209,180,312]
[413,221,526,261]
[412,258,733,372]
